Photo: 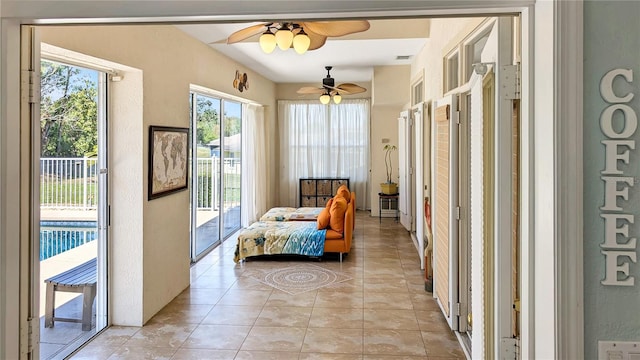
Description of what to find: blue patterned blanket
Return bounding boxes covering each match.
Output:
[234,221,326,262]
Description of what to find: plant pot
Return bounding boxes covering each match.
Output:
[380,182,398,194]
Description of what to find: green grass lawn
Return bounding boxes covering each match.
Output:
[40,177,98,206]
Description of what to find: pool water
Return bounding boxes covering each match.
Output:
[40,221,98,261]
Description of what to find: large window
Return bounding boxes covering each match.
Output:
[278,99,369,209]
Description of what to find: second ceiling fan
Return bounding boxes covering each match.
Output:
[297,66,367,104]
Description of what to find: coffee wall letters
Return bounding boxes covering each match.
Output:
[599,68,638,286]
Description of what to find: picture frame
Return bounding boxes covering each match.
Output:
[148,125,189,200]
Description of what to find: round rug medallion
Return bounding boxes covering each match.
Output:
[265,267,335,290]
[256,265,352,294]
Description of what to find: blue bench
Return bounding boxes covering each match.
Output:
[44,258,97,331]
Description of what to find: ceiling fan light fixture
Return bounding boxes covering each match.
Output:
[227,20,371,54]
[333,93,342,104]
[275,27,294,51]
[259,30,277,53]
[319,93,331,104]
[292,29,311,54]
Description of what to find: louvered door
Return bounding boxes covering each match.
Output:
[433,94,459,330]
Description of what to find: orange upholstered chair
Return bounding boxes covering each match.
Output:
[323,192,354,262]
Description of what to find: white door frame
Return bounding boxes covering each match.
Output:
[0,2,584,359]
[398,110,410,227]
[96,68,109,333]
[413,103,425,270]
[545,2,584,359]
[490,16,515,356]
[20,25,41,359]
[33,40,111,357]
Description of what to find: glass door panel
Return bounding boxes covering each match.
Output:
[38,60,108,359]
[190,93,243,261]
[222,100,242,238]
[191,94,222,258]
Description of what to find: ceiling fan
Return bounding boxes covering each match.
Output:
[297,66,367,104]
[226,20,370,54]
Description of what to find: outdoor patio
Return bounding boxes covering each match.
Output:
[39,209,98,360]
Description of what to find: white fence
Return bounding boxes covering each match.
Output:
[196,157,219,210]
[196,157,241,210]
[40,157,99,210]
[41,157,241,210]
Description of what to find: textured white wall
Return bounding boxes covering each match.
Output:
[369,65,410,214]
[370,105,401,215]
[372,65,410,107]
[111,68,144,325]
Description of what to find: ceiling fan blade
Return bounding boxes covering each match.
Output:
[207,37,228,45]
[323,85,351,95]
[297,86,325,94]
[301,20,370,37]
[337,83,367,94]
[305,29,327,50]
[227,23,269,44]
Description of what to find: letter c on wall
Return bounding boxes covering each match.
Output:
[601,68,634,103]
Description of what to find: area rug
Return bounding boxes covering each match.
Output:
[249,264,353,295]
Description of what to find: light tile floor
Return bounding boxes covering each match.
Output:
[70,211,465,359]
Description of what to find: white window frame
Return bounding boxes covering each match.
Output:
[444,49,461,94]
[462,19,496,84]
[411,70,425,107]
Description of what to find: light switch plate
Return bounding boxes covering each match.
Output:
[599,341,640,360]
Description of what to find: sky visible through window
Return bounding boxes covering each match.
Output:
[42,59,98,101]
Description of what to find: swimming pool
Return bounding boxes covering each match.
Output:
[40,221,97,261]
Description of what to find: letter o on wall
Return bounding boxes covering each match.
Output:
[600,104,638,139]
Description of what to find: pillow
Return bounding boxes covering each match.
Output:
[325,198,333,209]
[335,184,351,202]
[317,207,331,230]
[329,196,348,233]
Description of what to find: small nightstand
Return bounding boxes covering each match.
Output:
[378,192,399,222]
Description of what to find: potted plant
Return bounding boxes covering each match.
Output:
[381,144,398,194]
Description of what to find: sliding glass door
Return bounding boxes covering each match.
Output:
[222,100,242,239]
[190,92,242,261]
[38,58,108,359]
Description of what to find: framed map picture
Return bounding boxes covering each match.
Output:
[148,125,189,200]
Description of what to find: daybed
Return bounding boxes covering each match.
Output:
[258,192,356,230]
[259,206,324,222]
[234,189,355,263]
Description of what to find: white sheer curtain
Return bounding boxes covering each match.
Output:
[278,99,369,209]
[241,103,267,226]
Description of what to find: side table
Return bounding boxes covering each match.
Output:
[379,192,399,222]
